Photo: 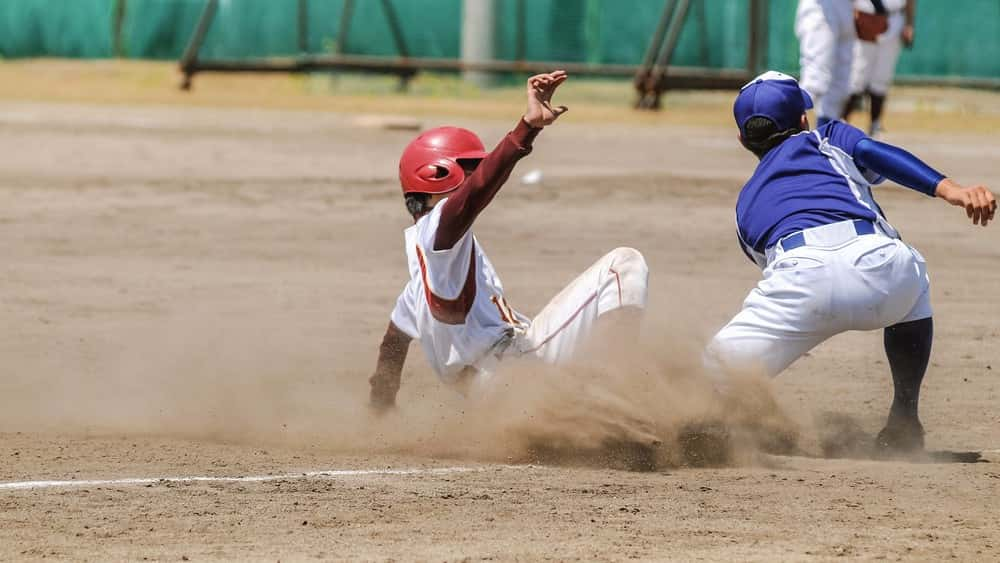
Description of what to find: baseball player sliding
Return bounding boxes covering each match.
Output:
[369,71,649,410]
[706,71,996,454]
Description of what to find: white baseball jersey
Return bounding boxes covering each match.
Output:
[391,200,527,383]
[855,0,905,13]
[391,200,650,391]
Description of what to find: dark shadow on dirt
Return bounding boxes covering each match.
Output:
[522,421,735,472]
[815,412,986,464]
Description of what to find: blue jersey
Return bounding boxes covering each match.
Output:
[735,121,895,266]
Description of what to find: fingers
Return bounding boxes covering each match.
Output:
[977,186,996,226]
[528,70,569,92]
[960,185,997,226]
[971,191,983,225]
[539,101,569,122]
[977,188,989,226]
[983,186,997,225]
[966,185,995,226]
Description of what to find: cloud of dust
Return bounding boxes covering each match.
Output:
[0,311,803,471]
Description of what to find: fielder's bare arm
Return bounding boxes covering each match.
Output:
[369,71,649,412]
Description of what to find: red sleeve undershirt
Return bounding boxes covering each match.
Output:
[433,118,542,251]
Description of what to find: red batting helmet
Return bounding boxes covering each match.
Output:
[398,126,487,195]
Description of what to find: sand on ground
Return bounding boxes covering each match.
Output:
[0,64,999,561]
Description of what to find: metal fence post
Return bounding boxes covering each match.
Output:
[112,0,127,58]
[179,0,220,90]
[461,0,497,88]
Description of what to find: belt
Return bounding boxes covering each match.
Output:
[776,219,877,253]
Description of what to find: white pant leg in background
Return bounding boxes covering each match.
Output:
[850,12,905,95]
[868,34,902,95]
[705,234,930,380]
[515,247,649,365]
[796,0,856,120]
[850,39,879,95]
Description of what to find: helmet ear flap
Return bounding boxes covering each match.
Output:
[417,164,450,180]
[408,159,462,192]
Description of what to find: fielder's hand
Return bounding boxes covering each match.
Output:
[524,70,568,128]
[901,24,915,48]
[935,179,997,226]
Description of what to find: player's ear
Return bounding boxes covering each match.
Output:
[800,113,810,131]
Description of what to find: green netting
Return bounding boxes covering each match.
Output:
[897,0,1000,78]
[493,0,749,69]
[336,0,458,58]
[0,0,113,58]
[123,0,205,59]
[1,0,998,82]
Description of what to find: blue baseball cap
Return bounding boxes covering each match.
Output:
[733,71,814,135]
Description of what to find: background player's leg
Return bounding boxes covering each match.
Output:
[821,23,856,123]
[845,39,876,121]
[842,93,862,122]
[867,35,902,136]
[868,93,886,135]
[878,317,933,452]
[795,1,837,123]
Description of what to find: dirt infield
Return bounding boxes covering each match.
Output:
[1,86,999,560]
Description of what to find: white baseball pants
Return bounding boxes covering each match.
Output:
[514,247,649,364]
[850,12,905,95]
[796,0,856,120]
[467,247,648,395]
[705,225,931,380]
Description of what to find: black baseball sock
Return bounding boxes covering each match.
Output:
[870,92,887,125]
[883,316,933,423]
[843,93,863,121]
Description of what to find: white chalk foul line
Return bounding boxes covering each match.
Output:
[0,466,509,492]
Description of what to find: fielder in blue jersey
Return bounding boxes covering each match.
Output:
[705,71,996,454]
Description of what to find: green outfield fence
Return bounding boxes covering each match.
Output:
[1,0,998,85]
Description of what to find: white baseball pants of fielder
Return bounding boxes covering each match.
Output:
[796,0,856,120]
[850,11,905,95]
[705,223,931,380]
[513,247,649,364]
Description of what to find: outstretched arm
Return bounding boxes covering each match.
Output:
[434,71,569,251]
[853,138,996,226]
[369,321,412,413]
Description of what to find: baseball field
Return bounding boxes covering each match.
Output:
[1,61,998,561]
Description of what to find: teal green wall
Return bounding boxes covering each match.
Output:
[1,0,997,81]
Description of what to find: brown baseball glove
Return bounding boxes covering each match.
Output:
[855,10,889,42]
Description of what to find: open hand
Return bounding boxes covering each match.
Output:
[936,179,997,226]
[524,70,569,128]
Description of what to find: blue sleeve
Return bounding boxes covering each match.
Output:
[853,138,946,197]
[822,121,868,155]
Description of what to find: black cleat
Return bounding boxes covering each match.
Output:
[874,417,925,456]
